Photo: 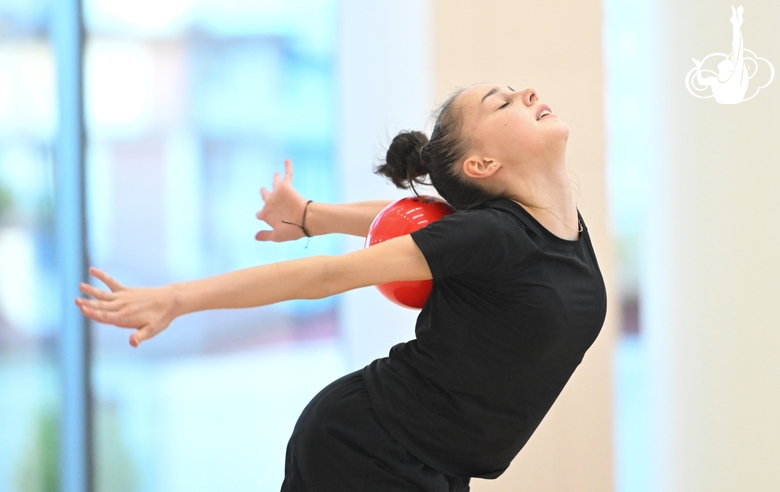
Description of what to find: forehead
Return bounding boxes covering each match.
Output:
[454,84,507,123]
[456,84,513,111]
[460,84,501,103]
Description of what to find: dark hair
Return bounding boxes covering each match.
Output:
[374,89,501,211]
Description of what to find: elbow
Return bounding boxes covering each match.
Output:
[315,254,360,299]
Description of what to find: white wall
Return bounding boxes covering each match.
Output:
[433,1,616,490]
[336,0,435,369]
[644,1,780,491]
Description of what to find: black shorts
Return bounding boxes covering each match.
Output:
[281,370,470,492]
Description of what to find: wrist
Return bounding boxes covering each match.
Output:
[281,199,314,238]
[167,282,188,319]
[301,199,313,237]
[302,200,319,237]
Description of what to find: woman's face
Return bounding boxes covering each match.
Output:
[456,84,569,169]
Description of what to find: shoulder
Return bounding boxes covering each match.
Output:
[408,199,534,279]
[413,198,534,242]
[411,205,520,243]
[456,199,530,237]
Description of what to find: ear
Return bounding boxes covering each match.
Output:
[462,156,500,180]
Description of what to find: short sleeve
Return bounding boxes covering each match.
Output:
[409,208,526,280]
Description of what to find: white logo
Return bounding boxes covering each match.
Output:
[685,5,774,104]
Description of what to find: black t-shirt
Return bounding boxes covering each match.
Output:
[362,197,608,479]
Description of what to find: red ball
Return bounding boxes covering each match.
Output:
[365,196,455,309]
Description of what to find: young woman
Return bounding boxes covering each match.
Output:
[76,85,607,491]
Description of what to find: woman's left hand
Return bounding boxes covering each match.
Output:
[255,159,310,242]
[75,267,179,348]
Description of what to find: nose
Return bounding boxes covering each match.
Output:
[522,87,538,106]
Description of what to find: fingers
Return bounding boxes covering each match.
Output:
[75,296,121,312]
[76,300,122,326]
[89,267,124,292]
[257,188,270,220]
[131,322,164,347]
[79,305,107,324]
[80,303,145,347]
[79,282,114,301]
[273,158,294,188]
[260,159,293,202]
[130,326,153,348]
[255,230,274,241]
[284,158,293,183]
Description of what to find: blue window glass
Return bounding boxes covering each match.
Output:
[83,1,346,489]
[0,1,60,490]
[603,0,654,490]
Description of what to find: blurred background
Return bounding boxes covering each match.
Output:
[1,0,778,491]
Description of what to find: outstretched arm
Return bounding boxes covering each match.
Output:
[76,234,430,347]
[303,200,393,238]
[730,5,744,64]
[256,159,392,240]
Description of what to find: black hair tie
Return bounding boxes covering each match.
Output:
[282,200,314,237]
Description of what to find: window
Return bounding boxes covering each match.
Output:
[0,1,60,490]
[84,1,344,489]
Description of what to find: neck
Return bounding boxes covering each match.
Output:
[507,159,579,237]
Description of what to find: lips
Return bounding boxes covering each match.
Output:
[536,104,553,120]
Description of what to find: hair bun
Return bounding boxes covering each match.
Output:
[375,131,430,190]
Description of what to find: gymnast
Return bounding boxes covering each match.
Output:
[692,5,749,104]
[76,84,608,491]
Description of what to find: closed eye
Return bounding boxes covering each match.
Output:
[498,101,510,110]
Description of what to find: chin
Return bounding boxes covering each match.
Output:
[551,125,570,151]
[557,121,570,140]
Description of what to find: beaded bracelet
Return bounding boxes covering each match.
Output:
[282,200,314,237]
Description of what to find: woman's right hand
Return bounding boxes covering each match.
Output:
[255,159,310,242]
[75,267,179,348]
